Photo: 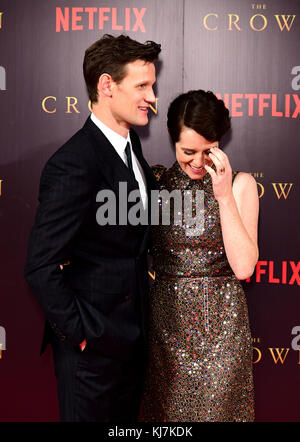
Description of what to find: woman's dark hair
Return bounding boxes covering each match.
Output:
[83,34,161,103]
[167,90,231,144]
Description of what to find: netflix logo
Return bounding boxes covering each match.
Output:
[216,93,300,119]
[56,7,147,33]
[246,260,300,286]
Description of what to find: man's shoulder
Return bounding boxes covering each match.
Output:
[61,118,95,152]
[47,118,97,165]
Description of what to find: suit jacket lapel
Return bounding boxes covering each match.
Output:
[130,129,158,193]
[83,118,158,235]
[83,117,139,197]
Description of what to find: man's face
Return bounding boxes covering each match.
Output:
[109,60,156,134]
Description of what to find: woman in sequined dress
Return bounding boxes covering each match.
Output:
[141,90,259,422]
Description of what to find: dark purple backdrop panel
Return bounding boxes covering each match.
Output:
[184,0,300,422]
[0,0,183,422]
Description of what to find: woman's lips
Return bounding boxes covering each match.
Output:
[188,164,205,174]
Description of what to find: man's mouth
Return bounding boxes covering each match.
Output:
[138,106,149,112]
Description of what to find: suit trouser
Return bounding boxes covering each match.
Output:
[51,335,145,422]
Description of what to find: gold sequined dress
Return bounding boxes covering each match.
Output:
[141,162,254,422]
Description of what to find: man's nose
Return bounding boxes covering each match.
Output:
[145,88,156,103]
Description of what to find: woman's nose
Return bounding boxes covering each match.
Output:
[193,156,203,166]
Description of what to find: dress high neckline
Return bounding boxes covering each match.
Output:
[169,161,213,192]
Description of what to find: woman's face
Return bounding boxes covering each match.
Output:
[175,126,218,180]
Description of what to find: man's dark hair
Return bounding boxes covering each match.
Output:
[83,34,161,103]
[167,90,231,144]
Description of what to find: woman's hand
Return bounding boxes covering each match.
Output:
[204,147,233,202]
[204,147,259,280]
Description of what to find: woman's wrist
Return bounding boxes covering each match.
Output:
[216,191,235,207]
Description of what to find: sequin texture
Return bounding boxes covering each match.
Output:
[141,162,254,422]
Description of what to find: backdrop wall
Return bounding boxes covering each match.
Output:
[0,0,299,422]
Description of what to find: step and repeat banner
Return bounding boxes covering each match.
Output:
[0,0,299,422]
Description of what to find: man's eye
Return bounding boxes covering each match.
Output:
[184,151,193,155]
[138,84,146,89]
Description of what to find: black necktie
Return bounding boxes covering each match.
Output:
[125,142,133,171]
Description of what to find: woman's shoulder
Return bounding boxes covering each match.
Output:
[233,171,256,185]
[151,164,167,182]
[232,171,258,195]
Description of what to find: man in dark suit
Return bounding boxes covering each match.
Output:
[24,34,161,422]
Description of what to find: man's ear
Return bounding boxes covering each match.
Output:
[97,73,115,98]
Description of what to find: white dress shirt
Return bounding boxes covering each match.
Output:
[90,113,148,209]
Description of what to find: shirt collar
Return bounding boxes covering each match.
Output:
[90,113,131,153]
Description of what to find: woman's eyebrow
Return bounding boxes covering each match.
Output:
[180,146,212,152]
[181,147,195,151]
